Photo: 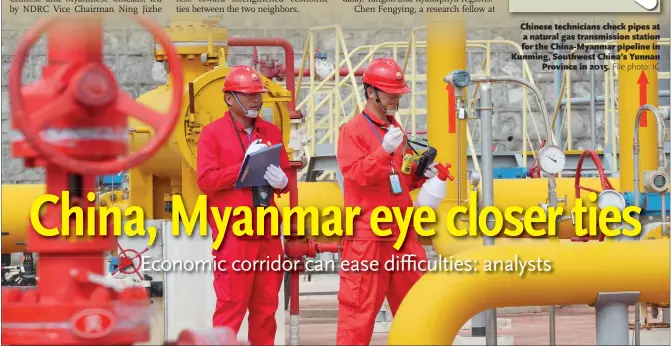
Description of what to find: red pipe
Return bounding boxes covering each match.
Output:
[528,139,547,178]
[574,150,614,197]
[289,248,300,315]
[288,175,300,316]
[228,37,297,113]
[295,67,365,77]
[572,150,614,243]
[317,242,340,253]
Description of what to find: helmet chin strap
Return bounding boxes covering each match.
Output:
[232,92,260,118]
[373,88,398,116]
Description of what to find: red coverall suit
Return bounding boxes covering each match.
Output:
[335,58,432,345]
[196,65,292,345]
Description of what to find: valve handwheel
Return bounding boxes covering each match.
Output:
[9,15,184,176]
[572,150,615,242]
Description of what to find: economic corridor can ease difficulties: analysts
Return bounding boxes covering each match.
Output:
[142,254,552,278]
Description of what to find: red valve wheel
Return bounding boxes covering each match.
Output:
[9,15,184,176]
[572,150,615,242]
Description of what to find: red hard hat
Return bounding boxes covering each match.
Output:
[361,58,409,94]
[222,65,268,94]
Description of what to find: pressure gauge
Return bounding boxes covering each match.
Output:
[596,190,627,212]
[643,170,669,193]
[537,145,566,174]
[443,70,472,89]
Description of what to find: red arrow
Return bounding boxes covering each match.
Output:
[447,84,456,133]
[119,255,134,270]
[638,71,648,127]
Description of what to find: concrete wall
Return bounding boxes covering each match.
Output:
[2,25,669,183]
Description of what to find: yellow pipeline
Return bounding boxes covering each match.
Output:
[1,184,44,253]
[129,21,226,183]
[618,16,660,191]
[1,185,132,253]
[387,240,670,345]
[426,14,467,213]
[427,177,620,255]
[2,177,617,254]
[127,20,226,220]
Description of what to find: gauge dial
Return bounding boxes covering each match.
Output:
[450,70,471,88]
[643,170,669,192]
[444,70,471,88]
[468,170,481,186]
[537,145,566,174]
[654,174,668,189]
[596,190,627,212]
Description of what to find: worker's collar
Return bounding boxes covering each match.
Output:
[228,111,258,133]
[363,107,394,127]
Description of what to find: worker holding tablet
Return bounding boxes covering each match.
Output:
[196,65,292,345]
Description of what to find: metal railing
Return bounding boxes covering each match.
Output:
[294,25,543,181]
[291,25,670,180]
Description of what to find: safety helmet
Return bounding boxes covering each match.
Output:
[361,58,409,94]
[222,65,268,94]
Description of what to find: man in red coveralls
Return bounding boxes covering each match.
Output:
[335,57,438,345]
[196,65,293,345]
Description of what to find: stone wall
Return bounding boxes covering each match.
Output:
[2,26,669,183]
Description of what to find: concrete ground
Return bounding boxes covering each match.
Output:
[145,296,669,345]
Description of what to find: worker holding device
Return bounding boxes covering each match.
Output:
[335,57,439,345]
[196,65,292,345]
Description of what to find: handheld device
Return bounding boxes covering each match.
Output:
[416,147,437,178]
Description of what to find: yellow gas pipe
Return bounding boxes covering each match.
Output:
[127,20,229,219]
[1,184,44,253]
[422,14,474,254]
[387,240,670,345]
[426,14,467,215]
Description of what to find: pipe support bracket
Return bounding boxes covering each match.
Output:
[591,291,640,346]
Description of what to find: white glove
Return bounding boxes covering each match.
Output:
[424,162,438,179]
[264,164,288,190]
[382,125,404,154]
[246,139,267,155]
